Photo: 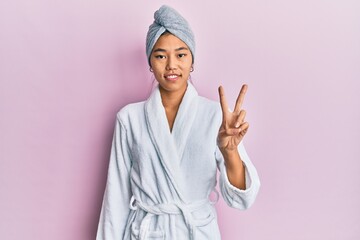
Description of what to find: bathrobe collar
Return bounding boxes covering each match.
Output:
[144,81,199,202]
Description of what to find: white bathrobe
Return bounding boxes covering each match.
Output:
[96,82,260,240]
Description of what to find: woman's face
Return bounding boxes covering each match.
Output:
[150,33,193,95]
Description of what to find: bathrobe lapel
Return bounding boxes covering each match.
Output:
[144,82,199,203]
[171,83,198,162]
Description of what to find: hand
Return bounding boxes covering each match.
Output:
[217,84,249,153]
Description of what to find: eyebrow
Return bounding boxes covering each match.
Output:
[175,47,189,51]
[153,47,189,53]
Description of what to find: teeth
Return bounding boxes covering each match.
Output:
[166,75,177,79]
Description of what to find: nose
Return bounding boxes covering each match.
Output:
[166,55,177,70]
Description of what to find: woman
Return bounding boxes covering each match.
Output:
[96,5,260,240]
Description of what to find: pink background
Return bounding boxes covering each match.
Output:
[1,0,359,239]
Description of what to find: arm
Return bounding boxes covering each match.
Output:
[221,148,246,190]
[216,141,260,210]
[216,85,260,209]
[96,116,132,240]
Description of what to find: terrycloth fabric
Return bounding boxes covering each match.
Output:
[96,82,261,240]
[146,5,195,65]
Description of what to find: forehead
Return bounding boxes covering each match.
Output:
[153,33,189,50]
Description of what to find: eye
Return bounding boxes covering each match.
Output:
[178,53,187,58]
[155,55,166,59]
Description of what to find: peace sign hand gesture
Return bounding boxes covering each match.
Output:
[217,84,249,154]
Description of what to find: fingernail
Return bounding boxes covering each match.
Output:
[235,122,240,128]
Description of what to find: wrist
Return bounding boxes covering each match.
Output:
[220,147,244,172]
[219,147,239,158]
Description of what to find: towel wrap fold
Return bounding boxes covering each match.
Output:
[146,5,195,66]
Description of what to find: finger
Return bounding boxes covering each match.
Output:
[218,86,229,121]
[238,122,249,134]
[225,127,242,136]
[234,110,246,128]
[234,84,248,114]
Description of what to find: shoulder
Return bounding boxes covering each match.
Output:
[197,96,221,113]
[115,101,146,125]
[197,96,222,121]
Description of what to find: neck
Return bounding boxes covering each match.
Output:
[159,85,187,110]
[158,83,188,133]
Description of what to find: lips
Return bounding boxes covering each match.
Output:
[164,74,180,81]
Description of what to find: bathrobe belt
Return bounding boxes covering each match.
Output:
[129,189,219,240]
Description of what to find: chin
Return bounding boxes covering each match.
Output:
[158,80,188,93]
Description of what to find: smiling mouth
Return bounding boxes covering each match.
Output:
[164,74,180,81]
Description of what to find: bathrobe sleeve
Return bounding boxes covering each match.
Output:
[96,115,132,240]
[215,141,260,210]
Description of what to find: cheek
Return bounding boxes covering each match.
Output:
[183,58,192,70]
[151,65,164,82]
[182,62,192,74]
[150,62,163,75]
[154,66,163,75]
[150,57,163,69]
